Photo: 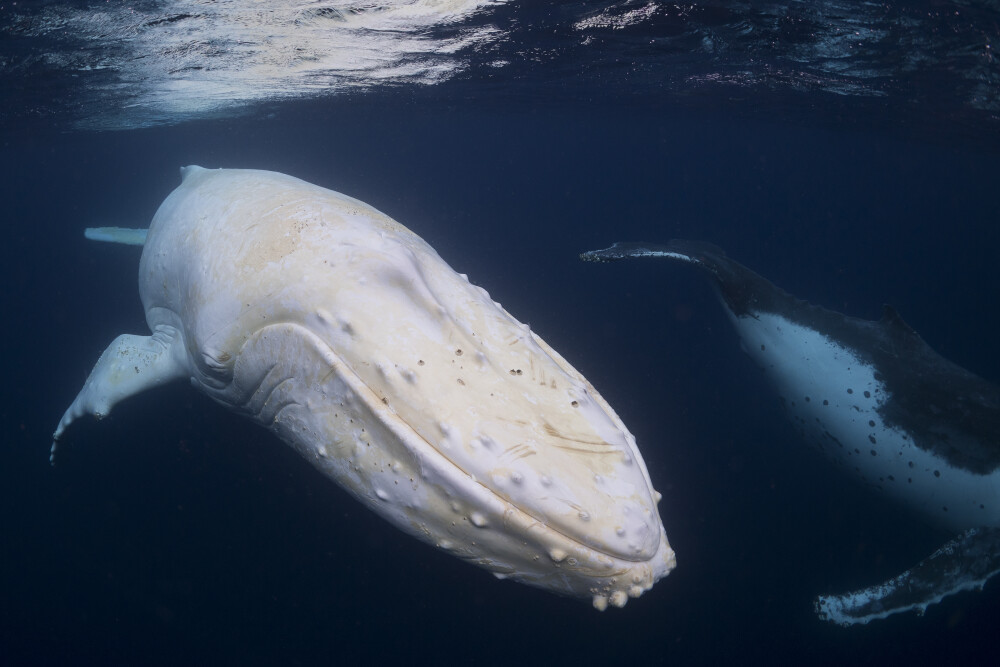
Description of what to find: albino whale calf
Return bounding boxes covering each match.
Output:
[582,240,1000,625]
[54,167,675,610]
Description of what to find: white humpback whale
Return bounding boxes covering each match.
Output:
[53,167,676,610]
[581,240,1000,625]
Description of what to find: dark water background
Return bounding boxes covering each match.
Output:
[3,1,1000,664]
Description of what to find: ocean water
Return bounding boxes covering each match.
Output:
[1,1,999,665]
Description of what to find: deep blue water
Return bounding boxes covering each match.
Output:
[3,2,1000,665]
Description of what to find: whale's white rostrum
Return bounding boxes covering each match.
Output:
[53,166,675,609]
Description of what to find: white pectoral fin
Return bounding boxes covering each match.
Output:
[83,227,148,246]
[51,325,188,463]
[815,527,1000,626]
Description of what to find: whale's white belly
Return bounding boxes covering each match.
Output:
[733,311,1000,530]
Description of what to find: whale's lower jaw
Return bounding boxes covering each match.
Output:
[731,310,1000,531]
[204,320,676,609]
[266,371,677,609]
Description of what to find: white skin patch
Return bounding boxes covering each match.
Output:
[732,311,1000,531]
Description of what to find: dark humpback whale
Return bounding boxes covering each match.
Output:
[580,240,1000,625]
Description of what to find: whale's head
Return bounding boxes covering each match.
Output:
[138,167,676,608]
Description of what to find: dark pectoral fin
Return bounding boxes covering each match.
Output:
[815,526,1000,626]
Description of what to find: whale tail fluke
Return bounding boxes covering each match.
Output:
[83,227,148,246]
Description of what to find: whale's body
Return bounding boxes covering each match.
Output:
[581,240,1000,625]
[54,167,675,610]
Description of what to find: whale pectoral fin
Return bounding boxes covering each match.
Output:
[815,526,1000,626]
[83,227,148,246]
[579,240,724,264]
[51,324,187,463]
